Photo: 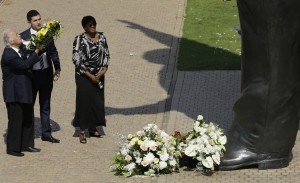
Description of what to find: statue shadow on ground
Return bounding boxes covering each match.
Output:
[105,20,241,130]
[2,117,60,144]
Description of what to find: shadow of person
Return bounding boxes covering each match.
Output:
[2,117,60,144]
[70,116,106,138]
[105,20,240,130]
[33,117,61,138]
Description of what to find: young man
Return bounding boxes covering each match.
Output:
[20,10,61,143]
[1,29,42,156]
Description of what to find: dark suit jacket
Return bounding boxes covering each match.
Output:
[20,28,61,75]
[1,47,39,103]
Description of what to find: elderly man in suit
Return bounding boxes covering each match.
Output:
[1,29,42,156]
[20,10,61,143]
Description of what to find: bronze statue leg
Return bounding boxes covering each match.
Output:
[220,0,300,170]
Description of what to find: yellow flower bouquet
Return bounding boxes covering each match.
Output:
[26,20,62,50]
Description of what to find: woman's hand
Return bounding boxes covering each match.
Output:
[95,67,107,79]
[84,72,99,84]
[90,75,100,84]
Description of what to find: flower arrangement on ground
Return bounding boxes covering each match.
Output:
[26,20,62,50]
[111,124,182,177]
[179,115,227,173]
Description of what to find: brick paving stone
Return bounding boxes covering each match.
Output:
[0,0,299,183]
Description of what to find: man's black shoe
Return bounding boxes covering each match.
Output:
[41,136,60,143]
[23,147,41,152]
[7,151,24,157]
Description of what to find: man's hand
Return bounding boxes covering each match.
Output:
[53,70,60,81]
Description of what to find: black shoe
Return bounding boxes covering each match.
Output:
[22,147,41,152]
[41,135,60,143]
[219,142,292,170]
[7,151,24,157]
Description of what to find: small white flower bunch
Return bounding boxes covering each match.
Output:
[180,115,227,171]
[111,123,182,177]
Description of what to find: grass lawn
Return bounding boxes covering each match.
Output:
[177,0,241,70]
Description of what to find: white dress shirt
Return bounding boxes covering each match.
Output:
[11,47,22,58]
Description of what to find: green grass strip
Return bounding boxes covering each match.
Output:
[177,0,241,70]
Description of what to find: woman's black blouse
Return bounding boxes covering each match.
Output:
[72,32,110,75]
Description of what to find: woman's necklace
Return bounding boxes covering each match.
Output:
[85,33,99,43]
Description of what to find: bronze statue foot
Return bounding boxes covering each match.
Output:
[220,141,292,170]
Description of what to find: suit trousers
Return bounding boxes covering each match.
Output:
[6,102,34,152]
[32,68,53,137]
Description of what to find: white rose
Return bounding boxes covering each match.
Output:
[124,162,136,171]
[194,126,201,133]
[159,161,168,170]
[140,141,149,151]
[194,121,200,127]
[125,155,132,161]
[169,159,177,166]
[135,157,142,164]
[159,152,170,161]
[148,140,158,151]
[149,146,157,151]
[141,160,149,167]
[197,115,204,121]
[144,153,155,164]
[120,147,129,156]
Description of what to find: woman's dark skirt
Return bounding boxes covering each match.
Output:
[73,74,106,130]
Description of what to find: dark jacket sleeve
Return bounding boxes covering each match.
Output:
[1,47,39,103]
[9,52,39,70]
[47,39,61,71]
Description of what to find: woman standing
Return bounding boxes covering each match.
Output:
[72,16,110,143]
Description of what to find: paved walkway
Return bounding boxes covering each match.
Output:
[0,0,299,183]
